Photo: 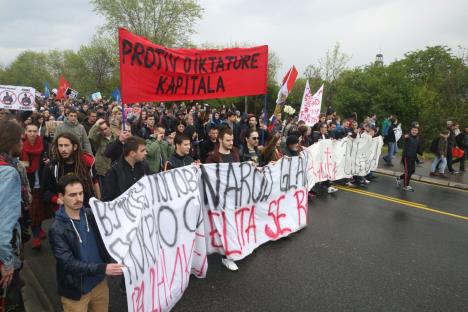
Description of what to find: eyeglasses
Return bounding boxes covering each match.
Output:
[251,137,259,140]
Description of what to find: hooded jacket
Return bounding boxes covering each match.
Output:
[49,206,112,300]
[41,152,97,209]
[55,119,93,155]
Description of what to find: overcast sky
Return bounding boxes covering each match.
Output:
[1,0,467,80]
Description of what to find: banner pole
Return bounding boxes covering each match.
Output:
[120,89,126,131]
[262,93,267,145]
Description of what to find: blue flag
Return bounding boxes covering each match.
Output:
[112,88,121,102]
[44,82,50,98]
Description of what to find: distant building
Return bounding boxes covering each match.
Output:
[375,53,384,66]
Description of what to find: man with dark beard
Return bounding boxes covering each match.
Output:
[42,133,100,210]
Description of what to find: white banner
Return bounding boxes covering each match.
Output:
[200,152,312,260]
[298,82,323,126]
[90,166,207,312]
[90,134,382,311]
[0,85,35,111]
[305,134,383,184]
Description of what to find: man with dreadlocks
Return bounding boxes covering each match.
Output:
[42,132,100,209]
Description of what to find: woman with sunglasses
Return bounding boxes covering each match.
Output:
[239,128,260,165]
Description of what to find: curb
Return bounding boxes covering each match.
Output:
[375,168,468,190]
[21,260,55,312]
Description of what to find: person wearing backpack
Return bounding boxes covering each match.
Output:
[429,130,449,177]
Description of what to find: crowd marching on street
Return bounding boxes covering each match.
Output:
[0,96,467,311]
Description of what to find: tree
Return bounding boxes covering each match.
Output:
[2,51,52,90]
[91,0,203,47]
[304,42,351,109]
[77,35,119,95]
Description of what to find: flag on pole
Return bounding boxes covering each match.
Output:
[298,82,324,126]
[112,88,121,102]
[275,65,298,107]
[56,75,70,100]
[44,82,50,99]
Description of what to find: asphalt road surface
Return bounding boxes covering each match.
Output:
[26,174,468,311]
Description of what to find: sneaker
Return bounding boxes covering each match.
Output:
[32,237,41,249]
[395,176,401,187]
[327,186,338,194]
[403,186,414,192]
[38,228,46,240]
[450,171,460,174]
[221,258,239,271]
[363,179,371,185]
[345,181,354,187]
[429,172,439,177]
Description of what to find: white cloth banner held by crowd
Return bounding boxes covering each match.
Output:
[91,134,382,311]
[200,153,313,261]
[298,82,324,126]
[305,134,383,185]
[89,166,207,312]
[0,85,35,111]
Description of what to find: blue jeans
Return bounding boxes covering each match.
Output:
[431,156,447,173]
[384,142,396,164]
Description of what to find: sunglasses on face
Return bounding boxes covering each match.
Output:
[250,137,259,140]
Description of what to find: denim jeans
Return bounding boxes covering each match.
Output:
[431,156,447,173]
[384,142,396,163]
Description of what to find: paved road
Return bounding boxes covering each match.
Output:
[25,175,468,311]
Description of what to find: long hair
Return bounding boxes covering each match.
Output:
[0,115,23,153]
[261,133,281,162]
[51,132,94,197]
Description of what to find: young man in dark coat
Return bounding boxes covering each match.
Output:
[49,175,123,311]
[396,125,424,192]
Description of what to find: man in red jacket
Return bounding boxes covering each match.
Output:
[20,123,46,249]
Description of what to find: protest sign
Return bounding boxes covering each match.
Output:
[200,153,312,260]
[298,82,323,126]
[394,124,402,142]
[119,27,268,103]
[89,166,207,312]
[91,92,102,101]
[0,85,35,111]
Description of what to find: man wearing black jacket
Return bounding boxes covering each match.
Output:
[396,125,424,192]
[49,175,123,311]
[102,136,150,201]
[166,134,196,170]
[199,127,218,163]
[104,123,131,164]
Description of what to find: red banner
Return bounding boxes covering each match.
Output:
[119,28,268,103]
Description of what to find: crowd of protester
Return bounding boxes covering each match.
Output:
[1,96,466,311]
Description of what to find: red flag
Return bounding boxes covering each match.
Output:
[276,65,298,105]
[56,75,70,100]
[119,27,268,103]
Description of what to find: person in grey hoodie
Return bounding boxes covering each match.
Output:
[55,108,93,155]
